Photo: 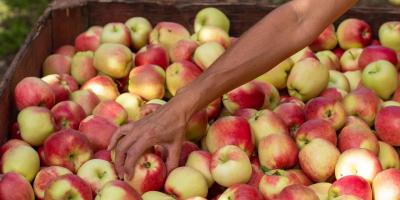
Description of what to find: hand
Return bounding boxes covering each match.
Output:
[107,101,189,180]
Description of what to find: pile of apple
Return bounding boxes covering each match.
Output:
[3,6,400,200]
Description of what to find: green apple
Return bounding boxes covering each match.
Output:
[343,70,362,92]
[378,141,400,170]
[124,17,152,51]
[316,50,341,71]
[327,70,350,92]
[255,58,294,90]
[193,42,225,71]
[194,7,230,33]
[379,21,400,52]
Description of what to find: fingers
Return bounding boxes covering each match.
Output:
[108,123,134,151]
[123,137,150,180]
[114,130,138,179]
[165,142,182,175]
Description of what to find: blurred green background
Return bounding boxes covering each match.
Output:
[0,0,395,79]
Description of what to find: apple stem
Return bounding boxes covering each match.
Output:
[261,166,270,173]
[349,51,355,59]
[0,174,3,181]
[99,171,107,179]
[70,155,75,167]
[273,170,282,176]
[143,162,151,169]
[95,190,101,197]
[113,25,117,32]
[218,158,227,163]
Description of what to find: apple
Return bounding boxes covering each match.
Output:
[255,58,294,90]
[193,41,225,70]
[9,122,22,140]
[185,109,208,142]
[116,93,144,120]
[14,77,55,111]
[326,71,350,93]
[44,174,92,200]
[362,60,399,100]
[169,39,200,63]
[258,132,298,170]
[75,26,103,52]
[275,184,319,200]
[246,156,264,188]
[17,106,57,146]
[256,81,281,110]
[94,43,132,79]
[185,151,214,188]
[33,166,73,200]
[287,58,330,102]
[44,129,93,173]
[286,169,314,186]
[335,148,382,184]
[77,159,118,197]
[359,45,399,71]
[343,70,362,92]
[0,172,35,200]
[93,150,112,163]
[142,191,174,200]
[149,22,190,54]
[37,146,48,166]
[100,22,131,47]
[310,24,338,52]
[217,184,263,200]
[372,169,400,199]
[42,54,72,76]
[309,183,332,200]
[378,141,400,170]
[178,141,200,167]
[375,106,400,146]
[81,75,120,101]
[54,45,76,58]
[92,100,128,125]
[304,97,347,131]
[222,81,265,114]
[230,37,238,45]
[128,64,165,101]
[206,116,254,156]
[197,25,230,49]
[280,97,305,110]
[339,116,370,132]
[342,88,381,127]
[166,60,202,96]
[316,50,341,71]
[337,18,372,50]
[317,54,336,70]
[319,88,348,102]
[379,21,400,52]
[333,47,345,59]
[0,145,39,182]
[328,175,372,200]
[393,87,400,102]
[69,90,101,116]
[259,170,300,200]
[135,44,169,70]
[95,180,142,200]
[299,138,340,182]
[0,139,30,158]
[164,166,208,199]
[340,48,363,72]
[194,7,230,33]
[290,46,318,63]
[206,97,221,121]
[295,119,337,149]
[233,108,257,120]
[338,124,379,155]
[273,102,305,139]
[382,101,400,108]
[71,51,98,85]
[210,145,252,188]
[41,74,78,104]
[125,17,152,51]
[51,101,86,130]
[135,103,163,120]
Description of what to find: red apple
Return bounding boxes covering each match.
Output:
[33,166,73,200]
[44,174,92,200]
[81,75,120,101]
[259,170,300,200]
[135,44,169,70]
[96,180,143,200]
[0,172,35,200]
[304,97,347,131]
[135,103,163,120]
[71,51,98,85]
[328,175,372,200]
[51,101,87,130]
[92,100,128,125]
[375,106,400,146]
[286,169,314,186]
[280,97,305,110]
[69,90,101,116]
[9,122,21,140]
[218,184,263,200]
[169,39,199,63]
[38,146,48,166]
[276,184,319,200]
[310,24,338,52]
[75,26,103,52]
[319,88,348,102]
[128,64,166,101]
[358,45,399,70]
[273,103,305,139]
[337,18,372,50]
[42,54,72,76]
[93,150,112,162]
[54,45,76,59]
[166,60,202,96]
[179,141,200,167]
[338,124,380,155]
[206,97,221,121]
[222,81,265,114]
[42,74,79,103]
[333,47,345,59]
[233,108,258,121]
[14,77,55,111]
[295,119,337,149]
[185,109,208,142]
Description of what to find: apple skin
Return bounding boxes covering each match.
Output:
[304,97,347,131]
[77,159,118,197]
[17,106,57,146]
[337,18,372,50]
[382,101,400,108]
[78,115,118,153]
[135,103,163,120]
[290,46,318,63]
[317,54,336,71]
[258,132,298,170]
[14,77,55,111]
[81,75,120,101]
[71,51,98,85]
[178,141,200,167]
[164,166,208,199]
[280,97,305,110]
[379,21,400,52]
[43,129,93,173]
[42,54,72,76]
[135,44,169,71]
[169,39,200,63]
[375,106,400,146]
[335,148,383,184]
[342,88,381,127]
[259,170,301,200]
[273,102,305,139]
[319,88,348,102]
[326,70,351,93]
[54,45,76,59]
[93,150,112,163]
[0,172,35,200]
[185,109,208,143]
[115,93,144,120]
[10,122,22,140]
[166,60,202,96]
[100,22,131,47]
[42,74,79,103]
[0,139,30,158]
[128,64,166,101]
[340,48,363,72]
[37,146,48,166]
[393,87,400,103]
[339,116,370,133]
[51,101,87,130]
[0,145,40,182]
[362,60,399,100]
[125,17,152,51]
[194,7,230,33]
[193,41,225,70]
[295,119,337,149]
[256,81,281,110]
[210,145,252,188]
[185,151,214,188]
[75,26,103,52]
[206,116,255,157]
[372,169,400,200]
[197,25,231,49]
[310,24,338,52]
[309,183,332,200]
[316,50,341,71]
[286,169,314,186]
[343,70,362,92]
[358,45,399,71]
[328,175,372,200]
[95,180,143,200]
[33,166,73,200]
[299,138,340,183]
[275,184,319,200]
[142,191,174,200]
[149,22,190,54]
[233,108,258,121]
[69,90,101,116]
[94,43,132,79]
[217,184,263,200]
[246,157,264,189]
[378,141,400,170]
[255,58,294,91]
[287,58,330,102]
[206,97,221,121]
[44,174,92,200]
[92,100,128,125]
[338,124,380,156]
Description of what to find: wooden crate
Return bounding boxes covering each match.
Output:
[1,0,400,145]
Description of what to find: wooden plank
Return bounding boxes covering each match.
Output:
[52,6,85,50]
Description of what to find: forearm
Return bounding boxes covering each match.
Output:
[171,0,358,120]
